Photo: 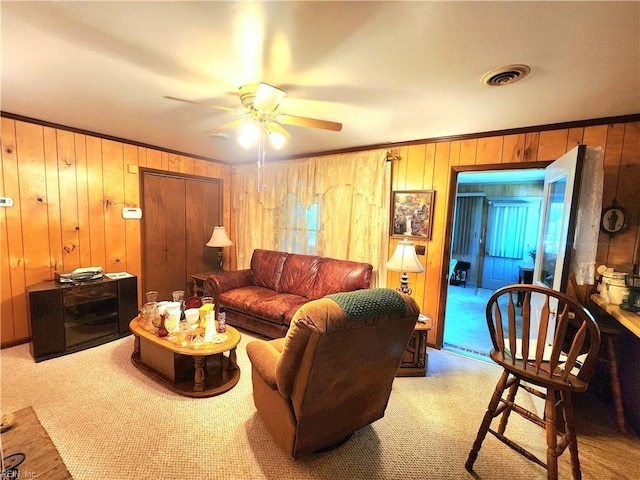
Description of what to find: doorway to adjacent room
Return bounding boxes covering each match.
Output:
[443,168,545,359]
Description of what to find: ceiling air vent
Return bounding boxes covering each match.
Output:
[481,64,531,86]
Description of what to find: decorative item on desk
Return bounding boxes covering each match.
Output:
[386,239,424,295]
[621,275,640,312]
[206,226,233,273]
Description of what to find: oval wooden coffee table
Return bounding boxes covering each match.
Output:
[129,317,241,398]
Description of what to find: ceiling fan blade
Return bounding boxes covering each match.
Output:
[276,113,343,132]
[266,122,290,139]
[254,83,286,112]
[205,119,247,135]
[164,95,240,113]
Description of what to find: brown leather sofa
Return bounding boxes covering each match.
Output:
[246,288,420,459]
[205,249,373,338]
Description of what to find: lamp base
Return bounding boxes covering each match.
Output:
[216,250,224,274]
[397,272,412,295]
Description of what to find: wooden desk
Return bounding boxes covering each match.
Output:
[589,294,640,338]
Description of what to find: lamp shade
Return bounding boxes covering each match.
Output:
[206,226,233,247]
[386,239,424,273]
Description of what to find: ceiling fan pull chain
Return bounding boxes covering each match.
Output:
[257,133,267,193]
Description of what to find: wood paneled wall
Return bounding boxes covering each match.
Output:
[2,116,638,349]
[0,118,232,346]
[389,120,640,347]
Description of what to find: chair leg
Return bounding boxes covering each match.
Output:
[545,389,559,480]
[561,390,582,480]
[605,334,627,434]
[465,370,510,472]
[498,377,520,435]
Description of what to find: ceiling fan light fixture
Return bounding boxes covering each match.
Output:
[254,82,286,111]
[238,122,260,149]
[268,130,287,150]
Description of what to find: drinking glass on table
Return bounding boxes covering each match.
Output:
[145,290,158,303]
[171,290,185,302]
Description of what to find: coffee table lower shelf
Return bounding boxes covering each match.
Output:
[130,318,241,398]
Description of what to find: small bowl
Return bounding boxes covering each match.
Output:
[185,308,200,325]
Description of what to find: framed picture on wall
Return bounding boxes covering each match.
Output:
[600,204,627,235]
[391,190,435,240]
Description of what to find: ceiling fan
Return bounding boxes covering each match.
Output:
[164,82,342,150]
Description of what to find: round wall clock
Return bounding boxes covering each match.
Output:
[600,204,627,235]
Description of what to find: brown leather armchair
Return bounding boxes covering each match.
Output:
[246,288,420,459]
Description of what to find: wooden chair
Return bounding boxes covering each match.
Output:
[465,284,601,480]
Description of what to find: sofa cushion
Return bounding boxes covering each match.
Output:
[248,293,309,324]
[251,250,287,291]
[310,258,373,299]
[279,254,322,297]
[220,286,279,313]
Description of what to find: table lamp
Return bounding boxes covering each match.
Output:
[386,239,424,295]
[206,226,233,273]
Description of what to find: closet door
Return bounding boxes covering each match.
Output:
[185,178,221,282]
[141,170,222,300]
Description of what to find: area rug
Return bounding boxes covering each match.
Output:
[1,406,72,480]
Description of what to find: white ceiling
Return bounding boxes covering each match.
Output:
[2,1,639,165]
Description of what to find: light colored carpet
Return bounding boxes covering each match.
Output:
[1,331,638,479]
[444,285,495,355]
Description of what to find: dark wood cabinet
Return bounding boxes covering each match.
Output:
[27,276,138,362]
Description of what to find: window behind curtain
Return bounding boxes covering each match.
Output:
[233,151,389,276]
[280,193,321,254]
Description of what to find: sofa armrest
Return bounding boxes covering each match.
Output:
[246,340,280,390]
[206,269,253,298]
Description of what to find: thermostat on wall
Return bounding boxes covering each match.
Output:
[122,207,142,219]
[0,197,14,207]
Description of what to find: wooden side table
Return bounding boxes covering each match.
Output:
[397,315,433,377]
[191,272,216,297]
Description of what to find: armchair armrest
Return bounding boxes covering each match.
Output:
[206,269,253,298]
[246,340,280,390]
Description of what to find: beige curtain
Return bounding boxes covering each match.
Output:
[233,150,390,286]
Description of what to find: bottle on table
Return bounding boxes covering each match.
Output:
[217,305,226,333]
